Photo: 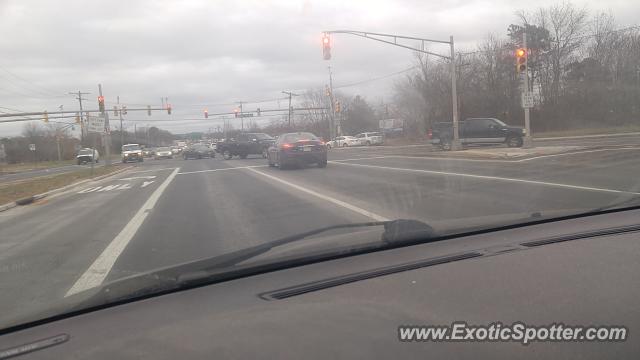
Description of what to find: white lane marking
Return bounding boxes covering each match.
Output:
[535,132,640,141]
[117,175,157,181]
[516,147,640,162]
[117,183,132,190]
[97,184,121,192]
[65,168,180,296]
[330,161,640,195]
[127,167,177,174]
[141,181,155,188]
[77,187,101,194]
[245,167,389,221]
[330,156,391,162]
[178,165,267,175]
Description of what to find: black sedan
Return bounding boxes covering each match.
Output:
[267,132,327,169]
[183,144,216,160]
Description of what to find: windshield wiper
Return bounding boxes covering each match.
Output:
[73,219,436,307]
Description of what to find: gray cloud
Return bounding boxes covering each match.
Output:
[1,0,638,135]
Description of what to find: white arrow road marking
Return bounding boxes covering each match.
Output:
[141,181,155,188]
[117,183,132,190]
[97,185,121,192]
[117,176,157,181]
[66,168,180,296]
[78,187,101,193]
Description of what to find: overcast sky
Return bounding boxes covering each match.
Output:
[1,0,638,136]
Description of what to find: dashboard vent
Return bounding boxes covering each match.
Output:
[521,224,640,248]
[259,252,482,301]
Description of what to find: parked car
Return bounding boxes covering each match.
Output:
[171,147,182,155]
[183,144,216,160]
[429,118,526,150]
[216,132,275,160]
[355,132,384,146]
[327,136,360,149]
[121,144,143,163]
[154,147,173,159]
[76,148,99,164]
[267,132,327,169]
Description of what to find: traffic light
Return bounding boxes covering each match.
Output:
[516,48,527,73]
[257,107,261,116]
[322,34,331,60]
[234,108,240,118]
[204,109,209,118]
[325,85,331,97]
[113,106,119,117]
[147,105,152,116]
[122,105,127,115]
[43,110,49,123]
[98,96,105,113]
[335,101,341,113]
[167,104,172,115]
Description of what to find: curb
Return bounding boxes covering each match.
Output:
[0,165,134,213]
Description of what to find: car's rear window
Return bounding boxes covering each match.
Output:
[282,133,318,142]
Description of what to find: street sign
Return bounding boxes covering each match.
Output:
[522,93,534,109]
[239,113,254,118]
[29,144,36,151]
[87,115,106,133]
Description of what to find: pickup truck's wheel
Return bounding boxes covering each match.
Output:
[239,153,248,159]
[342,143,348,147]
[262,148,268,158]
[366,141,371,146]
[222,150,232,160]
[317,159,328,168]
[326,143,332,149]
[440,138,453,151]
[507,136,523,148]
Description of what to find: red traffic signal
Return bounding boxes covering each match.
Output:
[234,108,240,118]
[204,109,209,118]
[167,104,172,115]
[515,48,527,73]
[322,34,331,60]
[97,95,105,113]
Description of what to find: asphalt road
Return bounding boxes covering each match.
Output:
[1,143,639,328]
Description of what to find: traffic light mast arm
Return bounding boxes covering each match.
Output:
[323,30,452,59]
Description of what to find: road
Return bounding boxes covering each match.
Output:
[1,142,639,328]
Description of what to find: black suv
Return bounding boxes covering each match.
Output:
[216,133,275,160]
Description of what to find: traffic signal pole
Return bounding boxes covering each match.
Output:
[522,33,533,148]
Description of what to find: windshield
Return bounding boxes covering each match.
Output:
[282,133,319,142]
[122,145,141,152]
[1,0,639,333]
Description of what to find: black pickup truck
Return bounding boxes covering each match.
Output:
[429,118,526,150]
[216,133,276,159]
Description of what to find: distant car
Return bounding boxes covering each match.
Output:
[327,136,360,149]
[121,144,143,163]
[429,118,526,150]
[154,147,173,159]
[171,147,182,155]
[183,144,215,160]
[216,132,275,160]
[267,132,327,169]
[142,148,154,157]
[76,148,99,164]
[354,132,384,146]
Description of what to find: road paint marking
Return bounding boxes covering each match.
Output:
[77,187,101,194]
[117,183,132,190]
[178,165,267,175]
[516,147,640,162]
[127,167,177,174]
[97,184,121,192]
[65,167,180,296]
[246,167,389,221]
[330,161,640,195]
[117,175,157,181]
[330,156,391,162]
[141,181,155,188]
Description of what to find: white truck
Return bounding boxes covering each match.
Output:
[122,143,144,163]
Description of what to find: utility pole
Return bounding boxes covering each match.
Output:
[98,84,112,166]
[236,102,245,131]
[117,96,124,150]
[69,90,90,145]
[56,105,63,162]
[450,36,461,150]
[282,91,299,128]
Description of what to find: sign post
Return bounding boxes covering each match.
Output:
[87,115,105,175]
[29,143,36,168]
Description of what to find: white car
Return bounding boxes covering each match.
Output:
[154,147,174,159]
[122,143,143,163]
[355,132,384,146]
[76,148,99,164]
[328,136,360,148]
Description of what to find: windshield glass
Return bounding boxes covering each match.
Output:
[282,133,319,142]
[1,0,639,333]
[122,145,141,152]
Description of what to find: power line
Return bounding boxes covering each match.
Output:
[333,65,420,89]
